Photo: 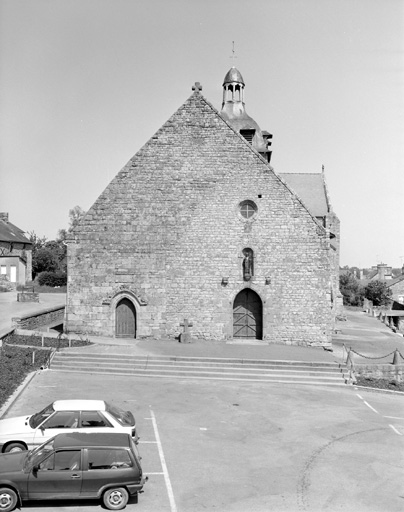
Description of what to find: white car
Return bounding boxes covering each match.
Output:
[0,400,137,453]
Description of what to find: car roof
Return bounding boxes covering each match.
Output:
[53,432,131,449]
[53,400,106,411]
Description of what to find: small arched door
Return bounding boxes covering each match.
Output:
[115,298,136,338]
[233,289,262,339]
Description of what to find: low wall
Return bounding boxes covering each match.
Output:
[12,305,65,331]
[354,364,403,382]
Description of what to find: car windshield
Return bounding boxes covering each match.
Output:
[25,438,55,469]
[29,403,55,429]
[105,402,134,426]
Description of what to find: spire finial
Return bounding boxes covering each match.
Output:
[192,82,202,92]
[230,41,237,62]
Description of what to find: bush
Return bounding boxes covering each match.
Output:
[38,271,67,287]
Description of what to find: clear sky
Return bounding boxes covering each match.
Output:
[1,0,403,268]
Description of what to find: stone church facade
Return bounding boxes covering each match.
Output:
[65,68,340,347]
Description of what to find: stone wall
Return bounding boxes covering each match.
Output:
[12,306,65,330]
[66,91,334,345]
[354,364,403,382]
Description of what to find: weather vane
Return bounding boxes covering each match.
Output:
[230,41,237,61]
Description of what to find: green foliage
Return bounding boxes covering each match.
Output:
[364,280,392,307]
[38,271,67,287]
[339,272,364,306]
[0,345,51,409]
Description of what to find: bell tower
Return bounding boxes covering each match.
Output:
[220,67,273,163]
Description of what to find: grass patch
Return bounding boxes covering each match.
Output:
[4,333,92,349]
[355,375,404,392]
[0,345,52,410]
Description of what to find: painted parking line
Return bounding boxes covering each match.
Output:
[389,425,403,436]
[363,401,379,414]
[356,393,403,436]
[149,408,177,512]
[384,416,404,420]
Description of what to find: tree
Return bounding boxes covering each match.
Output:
[58,206,86,241]
[364,280,392,307]
[339,272,364,306]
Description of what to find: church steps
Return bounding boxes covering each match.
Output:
[51,352,340,367]
[49,352,347,385]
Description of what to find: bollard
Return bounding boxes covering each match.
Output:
[41,334,44,347]
[346,348,354,369]
[392,349,400,365]
[32,351,35,365]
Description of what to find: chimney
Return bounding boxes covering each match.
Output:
[377,263,388,281]
[0,213,9,222]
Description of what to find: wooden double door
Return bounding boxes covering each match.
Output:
[115,298,136,338]
[233,289,262,339]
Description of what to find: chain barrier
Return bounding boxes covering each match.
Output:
[343,343,404,362]
[349,348,398,360]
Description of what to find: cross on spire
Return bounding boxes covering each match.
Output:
[192,82,202,92]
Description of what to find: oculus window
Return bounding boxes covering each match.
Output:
[239,200,257,219]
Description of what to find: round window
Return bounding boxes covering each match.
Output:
[239,200,257,219]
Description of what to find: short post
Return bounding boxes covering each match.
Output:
[179,319,193,343]
[41,334,44,347]
[346,348,354,369]
[32,351,35,365]
[392,349,400,365]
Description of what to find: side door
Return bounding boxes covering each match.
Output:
[33,411,80,447]
[28,449,82,499]
[81,448,135,497]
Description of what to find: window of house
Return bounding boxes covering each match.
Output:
[0,266,6,275]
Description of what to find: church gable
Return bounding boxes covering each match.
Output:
[66,71,337,346]
[74,87,324,246]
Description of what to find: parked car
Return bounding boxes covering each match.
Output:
[0,400,137,453]
[0,432,147,511]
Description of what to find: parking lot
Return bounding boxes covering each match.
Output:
[2,368,404,512]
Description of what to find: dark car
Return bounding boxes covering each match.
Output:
[0,432,147,511]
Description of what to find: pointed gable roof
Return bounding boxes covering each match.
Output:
[279,173,329,217]
[73,86,327,240]
[0,218,32,245]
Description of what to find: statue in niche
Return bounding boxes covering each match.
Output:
[243,249,254,281]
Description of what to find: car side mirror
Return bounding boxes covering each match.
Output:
[39,425,45,433]
[32,465,39,474]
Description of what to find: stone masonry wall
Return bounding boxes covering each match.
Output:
[66,91,333,345]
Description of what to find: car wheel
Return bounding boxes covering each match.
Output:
[103,487,129,510]
[0,487,18,512]
[4,443,26,453]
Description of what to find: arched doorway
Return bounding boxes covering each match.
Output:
[115,298,136,338]
[233,289,262,339]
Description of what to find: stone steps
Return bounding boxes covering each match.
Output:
[50,352,348,386]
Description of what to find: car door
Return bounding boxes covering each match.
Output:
[28,449,82,499]
[33,411,80,447]
[80,448,135,497]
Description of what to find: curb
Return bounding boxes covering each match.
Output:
[353,384,404,396]
[0,370,39,419]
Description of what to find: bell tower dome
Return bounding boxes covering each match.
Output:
[220,67,273,162]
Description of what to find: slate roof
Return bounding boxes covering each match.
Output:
[279,173,329,217]
[0,219,32,245]
[387,274,404,287]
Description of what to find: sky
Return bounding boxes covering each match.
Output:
[1,0,403,269]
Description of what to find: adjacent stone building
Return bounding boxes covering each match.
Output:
[0,212,32,286]
[65,68,340,346]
